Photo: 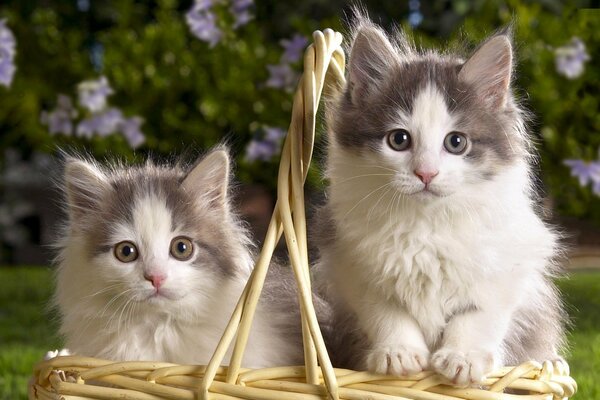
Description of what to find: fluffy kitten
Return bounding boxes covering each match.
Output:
[317,18,565,386]
[54,148,311,367]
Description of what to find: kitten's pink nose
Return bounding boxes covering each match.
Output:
[414,169,439,184]
[144,272,166,289]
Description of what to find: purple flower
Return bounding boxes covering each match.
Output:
[230,0,254,29]
[245,139,278,162]
[264,126,286,142]
[76,108,123,138]
[245,126,286,162]
[0,19,17,88]
[280,34,308,63]
[120,116,145,149]
[95,108,124,136]
[564,159,600,187]
[75,117,99,138]
[40,94,78,136]
[77,109,145,149]
[408,11,423,28]
[77,76,114,112]
[266,63,298,90]
[555,37,590,79]
[186,0,222,47]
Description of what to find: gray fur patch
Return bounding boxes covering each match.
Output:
[262,260,333,354]
[503,277,567,363]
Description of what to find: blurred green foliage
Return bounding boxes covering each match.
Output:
[453,3,600,223]
[0,0,598,221]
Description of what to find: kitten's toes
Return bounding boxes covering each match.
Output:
[366,346,430,376]
[431,348,495,387]
[44,348,72,360]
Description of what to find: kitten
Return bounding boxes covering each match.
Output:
[54,148,313,367]
[317,17,565,386]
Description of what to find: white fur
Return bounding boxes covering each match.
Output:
[322,83,558,384]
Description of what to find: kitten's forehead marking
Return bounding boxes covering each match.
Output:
[132,193,175,261]
[409,83,455,148]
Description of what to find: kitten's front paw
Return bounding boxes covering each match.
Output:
[431,348,495,387]
[366,345,429,376]
[44,348,72,360]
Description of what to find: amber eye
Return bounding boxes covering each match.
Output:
[444,132,468,154]
[170,236,194,261]
[387,129,412,151]
[114,241,138,263]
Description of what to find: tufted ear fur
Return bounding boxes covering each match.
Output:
[182,148,230,211]
[458,34,513,109]
[347,22,399,105]
[64,158,109,222]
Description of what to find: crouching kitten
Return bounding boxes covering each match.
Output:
[317,18,566,386]
[54,148,315,367]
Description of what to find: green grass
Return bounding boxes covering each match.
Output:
[557,272,600,399]
[0,267,61,400]
[0,267,598,399]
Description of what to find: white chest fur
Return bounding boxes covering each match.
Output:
[331,209,487,346]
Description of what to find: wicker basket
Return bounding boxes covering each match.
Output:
[29,29,577,400]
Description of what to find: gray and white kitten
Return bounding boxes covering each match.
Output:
[317,18,565,386]
[55,148,314,366]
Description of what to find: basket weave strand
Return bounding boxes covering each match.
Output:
[29,29,577,400]
[30,356,576,399]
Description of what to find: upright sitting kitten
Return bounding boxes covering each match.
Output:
[318,18,565,385]
[55,148,309,366]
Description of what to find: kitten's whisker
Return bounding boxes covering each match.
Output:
[69,289,133,339]
[82,283,123,299]
[457,201,477,226]
[128,301,139,332]
[71,296,126,345]
[366,186,394,231]
[97,288,136,320]
[329,162,398,173]
[330,173,394,187]
[388,191,402,225]
[116,298,136,338]
[68,288,130,345]
[341,182,395,221]
[106,295,134,334]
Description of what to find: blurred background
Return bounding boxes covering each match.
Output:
[0,1,598,399]
[0,0,599,265]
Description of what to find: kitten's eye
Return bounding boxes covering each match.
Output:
[387,129,412,151]
[444,132,468,155]
[170,236,194,261]
[114,241,138,263]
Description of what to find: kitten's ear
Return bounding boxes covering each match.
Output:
[64,158,109,220]
[182,149,230,211]
[347,23,399,104]
[458,34,513,109]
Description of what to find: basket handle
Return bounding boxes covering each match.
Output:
[200,29,345,400]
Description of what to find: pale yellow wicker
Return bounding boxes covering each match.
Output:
[29,29,577,400]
